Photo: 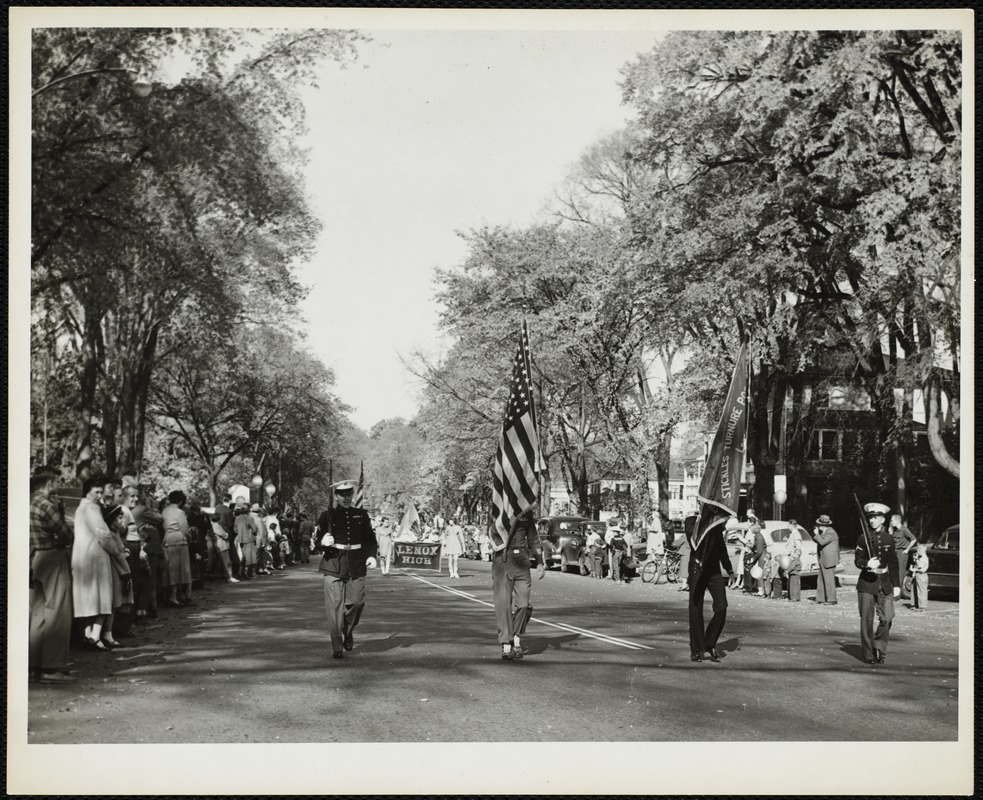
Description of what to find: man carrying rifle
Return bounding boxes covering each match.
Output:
[855,501,901,666]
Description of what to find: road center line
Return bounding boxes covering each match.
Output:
[405,573,653,651]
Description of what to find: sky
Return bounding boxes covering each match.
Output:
[295,28,664,430]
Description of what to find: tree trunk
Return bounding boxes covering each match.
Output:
[926,373,959,478]
[748,364,784,518]
[75,311,103,481]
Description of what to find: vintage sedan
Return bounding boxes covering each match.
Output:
[922,523,959,591]
[535,516,591,572]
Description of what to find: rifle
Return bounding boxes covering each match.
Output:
[853,493,875,560]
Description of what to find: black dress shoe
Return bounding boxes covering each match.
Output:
[690,652,703,662]
[864,658,877,665]
[705,648,724,662]
[343,632,354,651]
[332,651,344,660]
[874,650,885,663]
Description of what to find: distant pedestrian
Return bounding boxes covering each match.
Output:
[909,543,930,611]
[585,527,605,580]
[235,503,257,579]
[889,514,917,599]
[813,514,839,605]
[605,524,629,584]
[375,518,393,575]
[297,514,314,564]
[29,466,76,683]
[783,519,804,602]
[210,514,238,582]
[442,519,465,578]
[856,502,900,665]
[161,491,194,606]
[72,478,119,651]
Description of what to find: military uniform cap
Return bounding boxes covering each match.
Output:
[864,502,891,516]
[332,479,357,493]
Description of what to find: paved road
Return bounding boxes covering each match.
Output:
[27,558,960,746]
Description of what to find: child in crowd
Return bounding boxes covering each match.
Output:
[278,533,291,568]
[909,543,930,611]
[770,554,784,599]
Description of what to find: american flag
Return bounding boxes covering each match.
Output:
[354,461,364,509]
[490,321,540,551]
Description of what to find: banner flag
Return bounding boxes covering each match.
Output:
[489,321,540,552]
[692,340,750,551]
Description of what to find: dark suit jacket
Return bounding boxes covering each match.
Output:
[855,528,899,595]
[814,526,840,568]
[689,528,733,581]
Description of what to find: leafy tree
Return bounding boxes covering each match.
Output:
[31,27,366,479]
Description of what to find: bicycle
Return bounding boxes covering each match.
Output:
[641,550,682,584]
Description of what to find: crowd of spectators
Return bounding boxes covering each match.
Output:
[28,466,314,685]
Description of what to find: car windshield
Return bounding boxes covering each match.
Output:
[583,523,606,532]
[555,521,579,531]
[766,527,792,542]
[926,526,958,550]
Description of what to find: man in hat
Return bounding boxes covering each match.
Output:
[604,523,629,584]
[29,466,77,683]
[317,480,378,660]
[813,514,839,605]
[856,502,900,665]
[491,507,546,660]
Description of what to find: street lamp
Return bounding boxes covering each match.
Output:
[250,473,263,506]
[264,481,276,511]
[774,490,787,521]
[32,67,153,100]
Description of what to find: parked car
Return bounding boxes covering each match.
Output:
[922,523,959,591]
[725,519,842,579]
[536,516,591,572]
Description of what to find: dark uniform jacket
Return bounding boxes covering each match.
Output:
[317,506,378,579]
[689,527,733,581]
[855,527,899,595]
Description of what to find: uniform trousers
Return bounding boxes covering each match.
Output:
[688,572,728,654]
[816,564,837,603]
[492,552,534,644]
[857,590,894,661]
[322,574,365,653]
[29,549,73,671]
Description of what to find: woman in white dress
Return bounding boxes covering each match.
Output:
[441,519,466,578]
[72,478,124,650]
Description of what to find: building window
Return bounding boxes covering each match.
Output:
[808,429,842,461]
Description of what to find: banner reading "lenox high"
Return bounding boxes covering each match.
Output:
[393,542,441,571]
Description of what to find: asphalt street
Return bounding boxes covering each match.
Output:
[27,558,960,746]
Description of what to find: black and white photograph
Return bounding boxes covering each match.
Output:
[8,5,973,796]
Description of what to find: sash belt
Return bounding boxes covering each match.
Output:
[333,543,362,551]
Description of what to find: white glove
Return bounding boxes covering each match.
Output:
[893,586,901,598]
[866,557,881,570]
[366,557,378,569]
[320,533,335,548]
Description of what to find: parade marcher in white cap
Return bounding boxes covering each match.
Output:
[317,480,378,660]
[855,502,900,665]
